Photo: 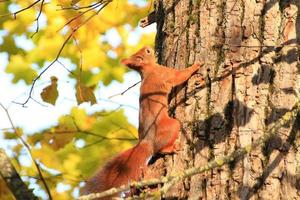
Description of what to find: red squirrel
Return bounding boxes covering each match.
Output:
[122,46,202,153]
[81,47,202,199]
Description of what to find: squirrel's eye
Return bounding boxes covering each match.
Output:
[146,49,151,54]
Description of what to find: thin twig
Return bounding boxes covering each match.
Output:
[0,127,14,131]
[31,96,48,107]
[56,1,102,33]
[0,0,41,18]
[83,134,136,149]
[14,32,73,106]
[110,121,138,140]
[108,81,141,99]
[97,98,138,110]
[47,129,137,142]
[23,173,81,183]
[0,103,53,200]
[56,60,76,76]
[82,138,105,148]
[31,0,45,38]
[72,34,83,83]
[14,1,112,106]
[71,116,137,141]
[57,0,105,11]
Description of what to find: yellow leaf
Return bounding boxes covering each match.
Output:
[81,44,106,70]
[32,146,62,170]
[6,55,37,84]
[40,76,59,105]
[62,154,81,178]
[49,189,70,200]
[0,35,20,54]
[3,9,35,34]
[71,107,96,130]
[30,35,65,61]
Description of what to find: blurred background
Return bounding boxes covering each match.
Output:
[0,0,156,199]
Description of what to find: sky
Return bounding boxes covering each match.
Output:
[0,0,154,131]
[0,21,156,144]
[0,60,141,133]
[0,14,155,134]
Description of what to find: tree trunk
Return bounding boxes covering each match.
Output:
[153,0,300,199]
[0,148,38,200]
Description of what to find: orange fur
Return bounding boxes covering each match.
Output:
[122,46,202,153]
[81,47,202,199]
[81,141,153,199]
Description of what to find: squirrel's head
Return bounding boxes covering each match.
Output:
[121,46,156,71]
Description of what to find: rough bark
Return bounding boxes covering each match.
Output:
[153,0,300,199]
[0,148,38,200]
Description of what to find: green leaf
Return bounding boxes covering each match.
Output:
[32,146,63,170]
[5,55,37,84]
[0,35,22,55]
[40,76,59,105]
[76,83,97,105]
[3,128,23,140]
[0,3,9,29]
[4,131,17,140]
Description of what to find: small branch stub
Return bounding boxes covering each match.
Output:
[140,11,156,28]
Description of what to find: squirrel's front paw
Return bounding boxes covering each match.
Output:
[193,62,204,70]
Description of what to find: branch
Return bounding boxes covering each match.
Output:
[23,173,81,183]
[78,100,300,200]
[108,81,141,99]
[0,148,38,200]
[31,0,45,38]
[56,1,103,33]
[58,1,104,11]
[14,0,112,106]
[0,0,41,18]
[46,129,137,143]
[13,32,73,107]
[139,11,156,28]
[56,59,76,76]
[97,98,138,110]
[0,103,53,200]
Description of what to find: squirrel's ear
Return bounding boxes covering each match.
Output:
[145,48,151,54]
[121,58,130,66]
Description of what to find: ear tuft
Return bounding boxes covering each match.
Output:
[121,58,130,66]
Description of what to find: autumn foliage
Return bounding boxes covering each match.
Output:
[0,0,155,199]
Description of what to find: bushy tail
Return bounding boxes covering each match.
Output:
[81,141,153,199]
